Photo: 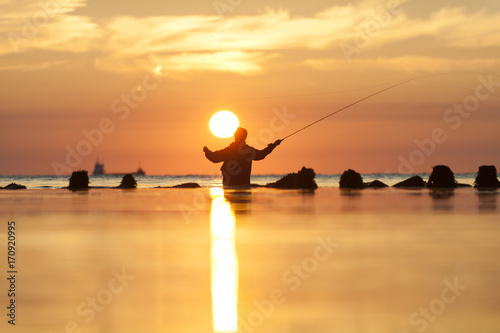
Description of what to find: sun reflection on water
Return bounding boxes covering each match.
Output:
[210,187,239,332]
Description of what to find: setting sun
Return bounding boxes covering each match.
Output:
[209,111,240,138]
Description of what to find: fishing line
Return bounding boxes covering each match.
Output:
[154,76,413,101]
[152,71,498,102]
[280,78,414,141]
[150,69,499,140]
[243,72,496,101]
[415,78,500,98]
[280,72,500,141]
[236,79,407,101]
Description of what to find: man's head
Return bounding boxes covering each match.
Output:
[234,127,247,143]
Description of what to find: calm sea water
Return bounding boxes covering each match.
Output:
[0,187,499,333]
[0,173,477,189]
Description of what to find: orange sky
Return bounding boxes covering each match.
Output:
[1,0,499,175]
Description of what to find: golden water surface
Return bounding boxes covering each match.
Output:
[0,188,499,333]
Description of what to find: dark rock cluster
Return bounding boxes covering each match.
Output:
[117,174,137,189]
[1,183,27,190]
[68,170,89,190]
[266,167,318,189]
[338,164,499,189]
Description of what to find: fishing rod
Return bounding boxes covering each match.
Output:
[279,71,500,141]
[280,77,414,141]
[153,70,497,102]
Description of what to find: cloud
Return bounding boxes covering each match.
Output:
[1,1,500,77]
[94,51,277,77]
[146,51,277,76]
[93,8,354,75]
[304,57,500,73]
[0,60,68,71]
[87,4,500,76]
[0,0,98,55]
[436,8,500,48]
[0,0,86,20]
[100,8,353,54]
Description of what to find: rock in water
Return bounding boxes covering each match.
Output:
[172,182,201,188]
[365,180,388,188]
[266,167,318,189]
[427,165,456,188]
[339,169,363,189]
[474,165,500,188]
[68,170,89,190]
[393,176,426,188]
[118,174,137,189]
[2,183,27,190]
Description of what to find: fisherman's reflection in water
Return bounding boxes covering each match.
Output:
[224,189,252,214]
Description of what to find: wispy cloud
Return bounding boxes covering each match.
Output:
[0,0,98,55]
[367,7,500,49]
[0,60,68,71]
[94,51,277,77]
[93,8,354,75]
[1,1,499,76]
[304,57,500,73]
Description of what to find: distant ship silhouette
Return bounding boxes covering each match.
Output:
[93,159,146,176]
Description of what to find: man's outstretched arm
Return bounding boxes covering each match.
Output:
[254,139,282,161]
[203,146,223,163]
[204,146,234,163]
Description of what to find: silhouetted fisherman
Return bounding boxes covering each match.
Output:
[203,127,281,187]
